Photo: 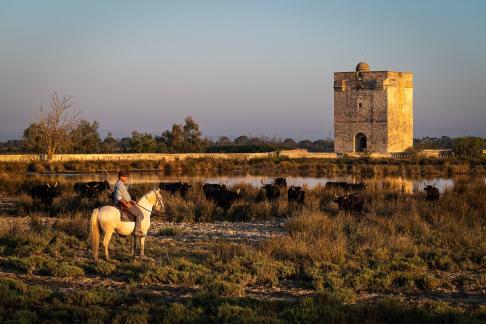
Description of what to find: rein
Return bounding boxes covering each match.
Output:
[132,201,153,213]
[132,191,163,214]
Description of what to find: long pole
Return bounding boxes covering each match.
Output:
[101,167,114,181]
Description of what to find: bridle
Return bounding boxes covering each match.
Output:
[132,190,164,214]
[153,191,164,212]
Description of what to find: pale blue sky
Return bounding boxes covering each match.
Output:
[0,0,485,140]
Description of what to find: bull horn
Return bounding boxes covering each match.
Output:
[423,182,427,186]
[236,188,240,195]
[334,194,338,199]
[46,183,50,188]
[54,182,57,187]
[261,179,264,185]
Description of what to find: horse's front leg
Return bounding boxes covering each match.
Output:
[103,230,114,261]
[140,236,146,259]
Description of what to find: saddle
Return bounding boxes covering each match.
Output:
[116,206,137,222]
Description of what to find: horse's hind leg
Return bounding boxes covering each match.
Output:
[102,230,114,261]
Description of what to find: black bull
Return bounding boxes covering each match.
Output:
[203,183,227,200]
[334,193,365,215]
[74,181,111,198]
[287,186,305,206]
[261,182,280,201]
[423,183,440,201]
[159,182,191,198]
[274,178,287,188]
[204,186,240,213]
[29,183,61,207]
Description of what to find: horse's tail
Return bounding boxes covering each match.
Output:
[90,208,101,262]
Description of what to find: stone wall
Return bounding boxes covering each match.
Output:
[386,72,414,152]
[0,150,338,163]
[0,154,40,162]
[0,149,468,163]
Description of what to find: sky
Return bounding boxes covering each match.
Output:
[0,0,485,140]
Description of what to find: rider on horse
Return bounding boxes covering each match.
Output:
[113,171,144,237]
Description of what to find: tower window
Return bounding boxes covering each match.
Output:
[358,103,362,108]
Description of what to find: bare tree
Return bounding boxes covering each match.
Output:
[38,92,78,161]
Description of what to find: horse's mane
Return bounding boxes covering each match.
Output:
[137,189,157,206]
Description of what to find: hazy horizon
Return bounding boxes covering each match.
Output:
[1,0,485,141]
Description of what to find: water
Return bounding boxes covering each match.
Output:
[28,172,486,193]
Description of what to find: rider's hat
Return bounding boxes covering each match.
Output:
[118,170,129,177]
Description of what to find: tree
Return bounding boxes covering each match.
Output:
[119,137,131,153]
[23,123,46,153]
[438,136,454,149]
[36,93,78,160]
[71,120,102,153]
[282,138,297,149]
[129,131,157,153]
[102,132,119,153]
[218,136,231,145]
[161,124,185,153]
[453,137,484,158]
[159,117,205,153]
[414,136,454,150]
[183,117,204,152]
[0,139,24,153]
[298,140,313,150]
[250,137,263,145]
[234,135,249,145]
[312,139,334,152]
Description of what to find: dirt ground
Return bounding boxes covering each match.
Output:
[0,191,485,311]
[0,213,484,309]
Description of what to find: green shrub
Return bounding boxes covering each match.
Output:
[156,227,181,237]
[40,261,84,278]
[201,278,245,297]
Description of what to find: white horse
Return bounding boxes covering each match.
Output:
[90,189,164,261]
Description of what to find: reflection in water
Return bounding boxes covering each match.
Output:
[29,172,485,193]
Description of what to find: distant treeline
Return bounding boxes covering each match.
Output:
[0,118,484,157]
[0,116,334,154]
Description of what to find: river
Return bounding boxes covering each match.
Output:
[28,171,486,193]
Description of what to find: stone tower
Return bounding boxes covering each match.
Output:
[333,62,413,153]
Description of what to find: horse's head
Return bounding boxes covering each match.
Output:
[152,189,165,214]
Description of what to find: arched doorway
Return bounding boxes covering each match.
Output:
[355,133,367,152]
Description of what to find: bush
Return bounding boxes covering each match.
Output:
[157,227,181,237]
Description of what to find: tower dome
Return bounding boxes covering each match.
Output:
[356,62,370,72]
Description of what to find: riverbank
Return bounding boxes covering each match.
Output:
[0,154,485,176]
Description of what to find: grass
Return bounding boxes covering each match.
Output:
[0,276,484,323]
[156,226,182,237]
[0,173,485,322]
[0,154,486,176]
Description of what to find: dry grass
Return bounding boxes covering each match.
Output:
[0,173,485,321]
[0,154,485,177]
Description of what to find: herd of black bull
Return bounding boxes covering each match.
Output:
[28,181,112,207]
[27,178,441,214]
